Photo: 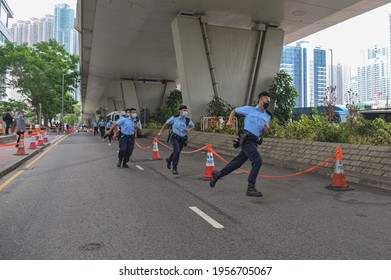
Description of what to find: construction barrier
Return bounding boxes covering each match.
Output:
[29,135,37,149]
[134,136,341,183]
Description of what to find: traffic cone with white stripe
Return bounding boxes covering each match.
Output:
[43,130,48,143]
[202,144,215,180]
[37,131,44,146]
[151,137,162,160]
[29,135,37,149]
[325,147,354,191]
[14,134,28,155]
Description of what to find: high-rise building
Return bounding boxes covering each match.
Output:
[280,43,327,107]
[357,45,389,106]
[0,0,13,99]
[54,3,75,54]
[10,14,54,46]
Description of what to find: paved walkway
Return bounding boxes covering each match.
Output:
[0,133,62,178]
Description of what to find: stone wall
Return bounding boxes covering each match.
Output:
[143,129,391,190]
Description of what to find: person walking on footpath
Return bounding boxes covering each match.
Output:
[157,105,194,175]
[105,108,142,168]
[209,91,271,197]
[3,108,13,135]
[15,110,26,147]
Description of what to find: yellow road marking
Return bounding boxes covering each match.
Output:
[0,135,69,191]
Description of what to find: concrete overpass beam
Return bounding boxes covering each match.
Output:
[171,16,214,121]
[120,80,140,111]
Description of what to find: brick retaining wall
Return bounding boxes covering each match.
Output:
[143,129,391,190]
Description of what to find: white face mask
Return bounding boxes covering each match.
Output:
[132,113,137,118]
[182,111,188,117]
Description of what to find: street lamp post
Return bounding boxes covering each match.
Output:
[61,73,65,134]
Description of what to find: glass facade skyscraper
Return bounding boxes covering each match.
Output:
[0,0,13,99]
[54,3,74,54]
[280,43,326,107]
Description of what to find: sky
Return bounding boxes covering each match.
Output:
[5,0,391,70]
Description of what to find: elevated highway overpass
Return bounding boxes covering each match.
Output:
[76,0,389,122]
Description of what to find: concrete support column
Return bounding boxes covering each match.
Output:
[120,80,140,111]
[171,16,214,121]
[252,27,285,103]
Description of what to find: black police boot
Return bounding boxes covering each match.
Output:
[165,158,171,169]
[117,159,122,167]
[172,167,178,175]
[122,162,130,168]
[246,183,263,197]
[209,170,222,188]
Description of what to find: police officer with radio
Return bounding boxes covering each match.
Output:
[209,91,271,197]
[105,108,142,168]
[158,105,194,175]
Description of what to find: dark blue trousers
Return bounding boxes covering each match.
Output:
[168,137,184,168]
[220,139,262,185]
[118,135,134,164]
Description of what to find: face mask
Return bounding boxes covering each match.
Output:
[182,111,188,117]
[132,113,137,118]
[19,114,24,118]
[263,102,270,110]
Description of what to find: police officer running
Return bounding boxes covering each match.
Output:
[105,119,114,145]
[93,121,99,136]
[157,105,194,175]
[98,119,106,140]
[209,91,271,197]
[105,108,142,168]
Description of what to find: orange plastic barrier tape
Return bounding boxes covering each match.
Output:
[211,148,336,179]
[135,141,153,149]
[155,138,209,153]
[0,142,22,147]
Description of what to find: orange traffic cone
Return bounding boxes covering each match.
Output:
[14,134,28,155]
[325,147,354,191]
[43,130,48,142]
[151,137,162,160]
[202,144,215,180]
[37,132,44,146]
[29,135,37,149]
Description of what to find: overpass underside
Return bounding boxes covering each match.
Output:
[77,0,390,122]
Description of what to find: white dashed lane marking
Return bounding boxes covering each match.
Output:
[136,165,144,170]
[189,206,224,229]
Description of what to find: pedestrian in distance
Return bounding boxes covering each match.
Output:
[3,108,13,135]
[15,110,26,147]
[98,119,106,140]
[105,108,142,168]
[93,121,99,136]
[157,105,194,175]
[209,91,271,197]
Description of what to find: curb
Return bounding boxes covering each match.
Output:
[0,135,66,179]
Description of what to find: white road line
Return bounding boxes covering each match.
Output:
[189,206,224,229]
[136,165,144,170]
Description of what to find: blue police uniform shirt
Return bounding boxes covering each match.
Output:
[106,120,114,128]
[93,122,98,127]
[98,121,105,127]
[116,116,142,135]
[166,115,194,137]
[235,105,271,137]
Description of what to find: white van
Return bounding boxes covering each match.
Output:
[106,111,125,122]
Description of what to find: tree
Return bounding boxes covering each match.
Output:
[206,96,234,117]
[64,114,80,126]
[0,40,79,126]
[269,70,299,125]
[323,86,337,122]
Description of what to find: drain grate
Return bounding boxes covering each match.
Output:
[82,243,103,251]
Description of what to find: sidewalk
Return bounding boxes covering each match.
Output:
[0,133,63,179]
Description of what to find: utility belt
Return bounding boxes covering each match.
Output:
[233,129,263,149]
[120,134,134,138]
[167,131,188,147]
